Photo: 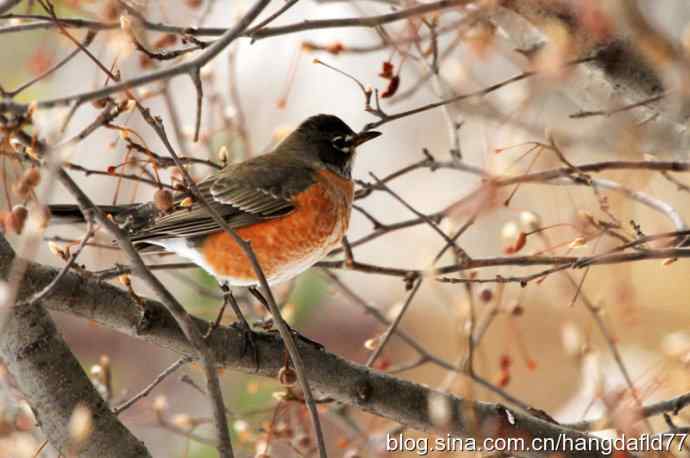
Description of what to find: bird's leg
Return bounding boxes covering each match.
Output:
[248,286,324,351]
[216,284,259,370]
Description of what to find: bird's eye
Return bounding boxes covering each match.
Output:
[331,135,352,153]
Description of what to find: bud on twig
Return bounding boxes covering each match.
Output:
[278,366,297,386]
[154,189,174,212]
[69,404,93,447]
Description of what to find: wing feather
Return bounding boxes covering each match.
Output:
[129,153,316,242]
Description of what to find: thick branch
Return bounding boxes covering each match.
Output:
[1,244,617,458]
[0,236,151,458]
[491,3,690,155]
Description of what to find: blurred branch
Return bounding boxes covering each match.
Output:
[0,0,471,114]
[2,30,97,97]
[0,0,20,15]
[0,235,152,458]
[566,391,690,431]
[249,0,469,40]
[1,0,272,112]
[491,3,690,155]
[0,0,469,39]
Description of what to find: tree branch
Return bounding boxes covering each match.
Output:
[0,235,152,458]
[0,0,20,15]
[0,243,614,458]
[491,3,690,155]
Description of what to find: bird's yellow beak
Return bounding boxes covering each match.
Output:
[352,131,382,147]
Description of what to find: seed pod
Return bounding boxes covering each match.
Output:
[171,414,194,430]
[512,231,527,253]
[69,404,93,446]
[326,42,344,54]
[278,366,297,387]
[479,288,493,303]
[233,419,249,433]
[6,205,28,234]
[293,433,311,450]
[100,0,121,20]
[217,145,229,163]
[119,15,132,36]
[154,189,174,212]
[153,33,177,49]
[22,167,41,187]
[12,181,31,199]
[568,237,587,249]
[152,395,168,414]
[139,54,153,69]
[499,354,511,370]
[92,98,109,109]
[363,335,382,351]
[378,61,394,79]
[519,211,541,232]
[13,167,41,198]
[48,241,67,260]
[33,205,50,229]
[344,449,361,458]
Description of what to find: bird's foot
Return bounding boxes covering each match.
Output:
[266,325,324,352]
[232,319,260,371]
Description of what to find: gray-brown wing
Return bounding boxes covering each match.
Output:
[129,154,316,242]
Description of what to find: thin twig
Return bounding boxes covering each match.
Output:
[366,278,422,367]
[136,103,328,458]
[113,356,193,415]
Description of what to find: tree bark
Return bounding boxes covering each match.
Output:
[0,235,612,458]
[0,236,152,458]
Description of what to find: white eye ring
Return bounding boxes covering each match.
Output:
[331,135,352,153]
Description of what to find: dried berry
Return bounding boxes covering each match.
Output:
[154,189,174,212]
[380,75,400,98]
[6,205,28,234]
[153,33,177,49]
[22,167,41,187]
[278,366,297,386]
[379,61,394,79]
[479,288,493,303]
[326,42,344,54]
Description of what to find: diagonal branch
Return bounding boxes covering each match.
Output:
[55,168,236,458]
[0,0,20,15]
[136,104,329,458]
[0,0,271,112]
[0,235,152,458]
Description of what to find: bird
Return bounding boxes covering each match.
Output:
[50,114,381,289]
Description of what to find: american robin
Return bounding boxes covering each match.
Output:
[50,114,381,288]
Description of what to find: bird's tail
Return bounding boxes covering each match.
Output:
[48,204,141,224]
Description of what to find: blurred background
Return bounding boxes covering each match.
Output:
[3,0,690,457]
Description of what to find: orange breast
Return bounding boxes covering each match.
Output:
[200,169,353,284]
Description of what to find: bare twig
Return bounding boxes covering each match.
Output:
[113,356,193,415]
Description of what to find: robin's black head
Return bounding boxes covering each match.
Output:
[283,114,381,178]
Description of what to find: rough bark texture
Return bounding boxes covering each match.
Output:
[0,236,152,458]
[0,234,612,458]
